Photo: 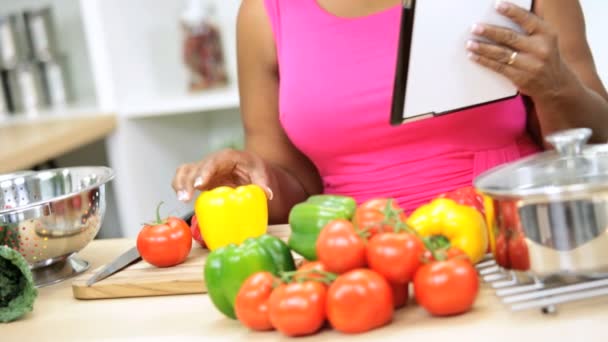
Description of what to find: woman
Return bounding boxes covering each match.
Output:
[172,0,608,223]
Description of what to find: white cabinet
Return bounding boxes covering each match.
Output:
[77,0,243,237]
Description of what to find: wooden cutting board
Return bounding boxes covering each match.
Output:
[72,225,293,300]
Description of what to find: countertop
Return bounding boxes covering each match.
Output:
[4,231,608,342]
[0,114,116,174]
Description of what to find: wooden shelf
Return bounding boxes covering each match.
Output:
[0,113,117,174]
[120,87,240,118]
[0,101,103,127]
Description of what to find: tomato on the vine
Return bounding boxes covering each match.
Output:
[439,186,485,217]
[294,261,329,282]
[316,219,366,274]
[268,281,327,337]
[234,272,275,331]
[327,269,394,334]
[423,246,468,262]
[366,232,424,284]
[390,282,409,309]
[136,203,192,268]
[508,232,530,271]
[352,198,407,236]
[413,258,479,316]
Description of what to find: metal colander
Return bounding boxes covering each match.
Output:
[0,167,114,287]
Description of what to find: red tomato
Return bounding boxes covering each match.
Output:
[327,269,394,334]
[390,282,409,309]
[441,186,495,252]
[316,219,366,274]
[136,214,192,268]
[352,198,407,236]
[295,261,329,282]
[235,272,275,331]
[190,214,206,248]
[366,232,424,284]
[268,281,327,337]
[414,259,479,316]
[508,232,530,271]
[494,233,509,268]
[423,246,468,262]
[439,186,485,217]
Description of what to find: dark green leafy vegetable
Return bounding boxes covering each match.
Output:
[0,245,38,323]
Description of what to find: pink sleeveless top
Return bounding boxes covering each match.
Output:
[263,0,541,213]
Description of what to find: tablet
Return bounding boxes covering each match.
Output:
[390,0,534,125]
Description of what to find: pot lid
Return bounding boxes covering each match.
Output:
[474,128,608,198]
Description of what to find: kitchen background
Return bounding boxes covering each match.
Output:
[0,0,606,239]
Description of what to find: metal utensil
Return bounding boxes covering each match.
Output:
[86,246,141,286]
[0,13,29,69]
[85,211,195,286]
[0,166,115,287]
[474,128,608,279]
[38,55,72,107]
[23,6,59,61]
[5,62,47,114]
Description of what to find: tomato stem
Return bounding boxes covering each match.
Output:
[379,199,416,235]
[280,269,338,285]
[421,236,452,262]
[147,201,169,226]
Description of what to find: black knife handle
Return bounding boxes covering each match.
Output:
[181,211,195,225]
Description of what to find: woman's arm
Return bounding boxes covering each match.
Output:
[237,0,324,222]
[467,0,608,144]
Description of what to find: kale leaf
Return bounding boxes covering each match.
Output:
[0,246,38,323]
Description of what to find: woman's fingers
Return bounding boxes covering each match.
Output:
[467,51,518,80]
[466,40,541,72]
[494,0,548,35]
[172,149,274,202]
[172,164,196,202]
[471,23,534,54]
[248,163,273,200]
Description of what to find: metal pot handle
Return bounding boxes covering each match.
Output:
[545,128,592,157]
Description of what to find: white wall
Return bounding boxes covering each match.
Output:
[580,0,608,86]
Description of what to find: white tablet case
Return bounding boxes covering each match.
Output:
[390,0,533,125]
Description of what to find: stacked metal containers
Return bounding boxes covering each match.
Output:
[0,6,71,118]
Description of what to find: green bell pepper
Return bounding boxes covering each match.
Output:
[204,234,296,319]
[287,194,356,261]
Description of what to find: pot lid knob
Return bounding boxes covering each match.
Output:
[545,128,592,157]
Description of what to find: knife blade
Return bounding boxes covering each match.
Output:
[86,246,141,286]
[86,211,195,286]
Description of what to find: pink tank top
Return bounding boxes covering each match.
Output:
[263,0,541,213]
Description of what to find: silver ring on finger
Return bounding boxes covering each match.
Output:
[507,51,518,66]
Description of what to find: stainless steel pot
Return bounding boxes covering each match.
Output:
[38,55,72,107]
[23,6,59,61]
[0,13,29,69]
[474,128,608,279]
[5,62,47,114]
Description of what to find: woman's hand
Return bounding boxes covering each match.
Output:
[466,1,576,101]
[172,149,274,202]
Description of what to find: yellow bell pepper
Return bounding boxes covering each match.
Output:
[480,192,496,255]
[194,185,268,251]
[407,198,488,264]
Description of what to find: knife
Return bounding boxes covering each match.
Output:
[86,211,195,286]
